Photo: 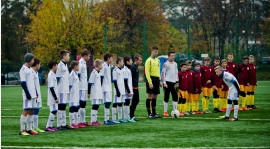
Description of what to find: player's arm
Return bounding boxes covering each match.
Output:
[161,62,167,84]
[88,72,95,96]
[48,76,58,102]
[69,74,74,91]
[20,70,31,99]
[124,71,131,94]
[55,65,61,84]
[78,63,82,80]
[229,77,244,96]
[100,66,104,86]
[175,63,179,82]
[145,59,152,84]
[113,69,120,97]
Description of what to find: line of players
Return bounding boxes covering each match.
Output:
[162,52,258,117]
[19,50,143,136]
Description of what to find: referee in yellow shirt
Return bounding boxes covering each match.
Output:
[145,46,162,118]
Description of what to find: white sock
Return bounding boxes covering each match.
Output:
[118,106,122,120]
[226,104,232,117]
[74,112,78,125]
[234,105,239,118]
[78,108,81,123]
[91,110,97,123]
[69,112,74,125]
[46,113,55,128]
[26,115,33,131]
[164,101,168,112]
[20,115,27,131]
[124,105,129,119]
[104,108,110,121]
[80,108,86,123]
[172,101,178,111]
[33,115,38,129]
[62,110,66,126]
[57,110,62,127]
[112,107,117,121]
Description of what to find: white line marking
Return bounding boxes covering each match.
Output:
[1,116,270,121]
[1,146,270,149]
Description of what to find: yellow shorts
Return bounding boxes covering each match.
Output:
[220,90,228,98]
[186,93,193,102]
[248,85,256,92]
[178,90,188,99]
[203,87,212,97]
[240,85,248,92]
[217,88,222,96]
[192,94,200,101]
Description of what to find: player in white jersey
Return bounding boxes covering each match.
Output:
[45,61,59,132]
[112,57,131,123]
[56,50,71,130]
[31,58,45,133]
[215,66,245,121]
[88,59,103,126]
[161,52,178,117]
[19,53,38,135]
[100,53,115,125]
[123,56,135,122]
[69,61,81,129]
[78,50,91,127]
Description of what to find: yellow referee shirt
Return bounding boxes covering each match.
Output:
[145,56,160,84]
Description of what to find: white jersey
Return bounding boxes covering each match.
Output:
[221,71,239,93]
[56,61,69,93]
[123,66,133,94]
[69,70,80,103]
[101,62,112,92]
[78,58,88,90]
[113,67,125,95]
[19,65,36,99]
[161,60,178,83]
[88,69,103,100]
[33,69,42,102]
[47,71,59,106]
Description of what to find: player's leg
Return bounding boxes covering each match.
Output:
[163,82,171,117]
[146,93,153,118]
[112,95,119,123]
[182,91,189,115]
[33,100,44,133]
[229,99,239,121]
[151,78,161,118]
[186,93,191,114]
[118,96,127,122]
[46,103,58,132]
[205,87,212,113]
[171,83,178,112]
[250,86,258,109]
[202,87,208,113]
[79,90,89,126]
[69,103,76,129]
[246,86,252,109]
[25,99,38,135]
[213,89,220,113]
[20,106,30,136]
[241,86,249,110]
[177,90,184,116]
[124,95,135,122]
[91,100,101,126]
[74,105,81,127]
[238,85,245,110]
[103,91,115,125]
[130,88,139,121]
[220,99,231,120]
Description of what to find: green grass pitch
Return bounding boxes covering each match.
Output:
[1,82,270,148]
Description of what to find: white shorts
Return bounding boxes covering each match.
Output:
[33,99,42,109]
[59,93,69,104]
[103,91,112,103]
[125,94,133,100]
[92,99,102,105]
[79,90,88,102]
[49,103,58,112]
[113,95,125,103]
[228,91,239,100]
[23,98,35,110]
[70,102,80,107]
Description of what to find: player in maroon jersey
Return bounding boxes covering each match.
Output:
[220,59,229,112]
[211,56,222,113]
[192,62,203,114]
[186,60,193,114]
[177,63,188,116]
[247,55,258,109]
[227,53,238,77]
[238,56,249,111]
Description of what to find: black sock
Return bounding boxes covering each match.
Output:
[152,99,157,115]
[146,99,151,115]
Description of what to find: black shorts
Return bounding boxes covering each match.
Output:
[146,76,160,94]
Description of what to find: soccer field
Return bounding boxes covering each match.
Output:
[1,81,270,149]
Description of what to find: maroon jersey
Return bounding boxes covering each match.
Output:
[200,65,212,88]
[222,69,229,91]
[178,71,188,91]
[192,70,201,94]
[248,64,257,85]
[226,62,237,77]
[238,64,249,85]
[211,65,223,88]
[186,70,193,93]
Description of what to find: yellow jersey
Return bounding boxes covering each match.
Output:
[145,57,160,84]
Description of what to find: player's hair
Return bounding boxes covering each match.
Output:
[60,50,70,59]
[116,57,123,64]
[221,59,227,63]
[134,54,142,60]
[249,55,254,58]
[94,59,103,68]
[194,62,201,67]
[228,52,233,56]
[243,56,249,60]
[70,61,79,69]
[151,46,158,50]
[214,65,222,71]
[81,49,90,57]
[104,53,113,61]
[124,56,131,66]
[168,52,175,57]
[214,56,220,60]
[204,57,211,61]
[32,58,41,67]
[185,60,192,64]
[48,60,58,69]
[180,63,187,67]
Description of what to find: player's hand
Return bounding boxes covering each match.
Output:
[256,83,258,86]
[55,99,59,103]
[222,85,224,89]
[88,94,90,98]
[206,80,211,84]
[163,83,168,88]
[128,93,132,97]
[117,91,121,97]
[149,84,154,89]
[239,91,245,97]
[195,88,198,93]
[213,85,217,90]
[27,95,31,100]
[159,82,163,87]
[247,83,249,86]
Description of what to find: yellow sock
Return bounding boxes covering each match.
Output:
[192,101,196,112]
[182,104,186,113]
[196,101,199,111]
[239,96,242,107]
[150,101,152,113]
[251,95,255,105]
[224,98,228,108]
[242,97,246,108]
[219,98,223,109]
[178,104,182,112]
[213,98,218,108]
[202,97,206,111]
[206,97,209,110]
[246,95,250,106]
[186,102,190,112]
